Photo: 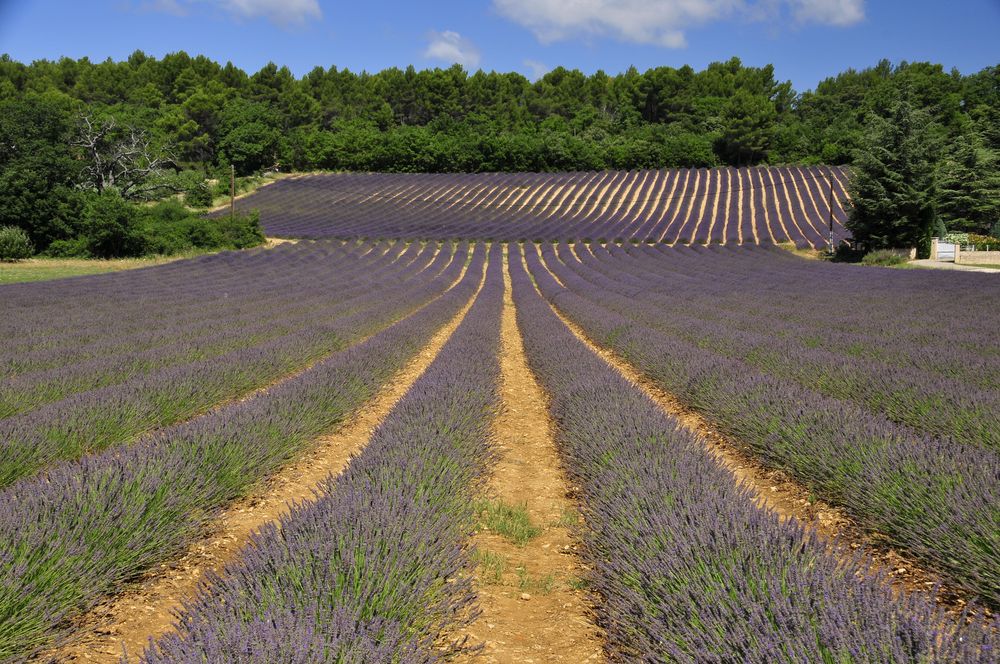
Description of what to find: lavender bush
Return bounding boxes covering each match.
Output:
[509,243,997,662]
[0,242,485,660]
[0,240,459,487]
[141,244,506,663]
[221,167,850,247]
[525,241,1000,607]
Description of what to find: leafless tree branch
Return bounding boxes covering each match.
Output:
[72,112,180,200]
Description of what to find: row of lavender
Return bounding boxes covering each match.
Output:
[525,243,1000,608]
[509,244,997,660]
[0,243,484,661]
[140,244,505,663]
[557,242,999,447]
[1,242,398,386]
[228,167,850,247]
[0,241,457,489]
[1,241,414,408]
[4,241,352,368]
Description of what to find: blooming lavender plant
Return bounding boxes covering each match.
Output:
[219,167,850,247]
[557,241,1000,447]
[508,243,997,662]
[0,242,485,661]
[0,241,457,488]
[141,244,506,663]
[525,241,1000,608]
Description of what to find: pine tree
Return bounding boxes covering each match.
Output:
[935,130,1000,235]
[717,90,777,166]
[846,99,938,253]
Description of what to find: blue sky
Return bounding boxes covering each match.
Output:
[0,0,997,91]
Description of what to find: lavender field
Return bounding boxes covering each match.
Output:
[227,166,851,248]
[3,235,998,661]
[6,1,1000,658]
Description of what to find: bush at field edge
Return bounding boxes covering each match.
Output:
[0,226,34,261]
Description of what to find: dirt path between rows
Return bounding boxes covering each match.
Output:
[538,283,986,623]
[87,244,442,478]
[451,259,605,664]
[40,283,482,664]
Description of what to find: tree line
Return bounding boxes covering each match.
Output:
[0,52,997,256]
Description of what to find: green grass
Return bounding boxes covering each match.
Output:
[0,254,200,285]
[474,498,542,545]
[470,549,509,584]
[516,567,556,594]
[550,507,580,528]
[959,262,1000,270]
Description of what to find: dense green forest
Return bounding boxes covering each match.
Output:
[0,52,998,256]
[3,53,998,173]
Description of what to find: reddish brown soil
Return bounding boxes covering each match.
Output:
[451,258,605,664]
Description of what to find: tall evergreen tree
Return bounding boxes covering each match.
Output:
[846,98,938,253]
[935,130,1000,234]
[716,90,776,166]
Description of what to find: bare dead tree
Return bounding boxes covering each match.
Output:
[72,113,180,200]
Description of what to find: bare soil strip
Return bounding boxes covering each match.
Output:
[773,168,811,248]
[453,259,605,664]
[785,167,823,246]
[118,243,441,445]
[538,282,985,622]
[747,169,760,244]
[721,167,734,244]
[622,170,663,235]
[542,183,577,219]
[764,168,797,246]
[40,281,484,664]
[755,168,776,243]
[262,236,300,248]
[828,167,853,204]
[702,168,723,244]
[657,168,689,244]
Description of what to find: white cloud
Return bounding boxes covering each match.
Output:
[493,0,864,48]
[523,59,550,81]
[141,0,322,25]
[222,0,321,24]
[787,0,864,26]
[424,30,482,69]
[493,0,741,48]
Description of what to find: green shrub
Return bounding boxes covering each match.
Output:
[37,196,264,259]
[965,233,1000,250]
[212,176,231,198]
[142,200,264,254]
[861,249,908,266]
[215,210,265,249]
[79,193,148,259]
[44,237,90,258]
[184,182,214,208]
[943,232,1000,250]
[0,225,34,260]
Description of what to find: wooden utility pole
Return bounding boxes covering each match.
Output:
[230,164,236,220]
